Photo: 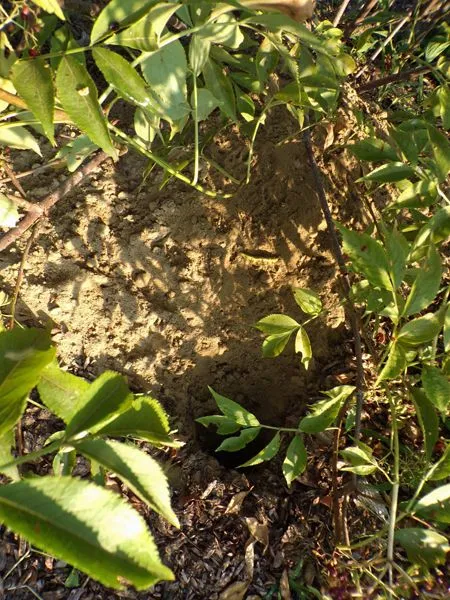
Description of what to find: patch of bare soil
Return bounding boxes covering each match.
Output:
[0,110,362,598]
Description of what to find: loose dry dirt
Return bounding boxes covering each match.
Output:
[0,109,364,599]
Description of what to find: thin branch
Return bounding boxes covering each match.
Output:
[2,161,27,199]
[0,88,70,122]
[9,222,41,329]
[5,194,43,214]
[0,151,110,252]
[357,65,431,92]
[303,125,365,441]
[333,0,353,27]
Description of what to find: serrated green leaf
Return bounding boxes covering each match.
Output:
[192,88,218,121]
[412,388,439,462]
[38,361,89,422]
[395,528,449,567]
[93,48,162,118]
[255,314,300,335]
[384,227,409,290]
[262,331,293,358]
[349,138,398,162]
[299,386,355,433]
[336,224,392,290]
[428,125,450,182]
[0,429,18,481]
[0,193,19,227]
[202,58,236,121]
[56,56,117,159]
[216,427,261,452]
[403,245,442,317]
[91,0,159,44]
[0,477,173,589]
[196,415,241,435]
[209,387,259,427]
[377,341,407,383]
[239,432,281,467]
[75,438,179,527]
[65,372,133,438]
[422,365,450,414]
[32,0,65,20]
[56,135,99,172]
[340,446,378,474]
[361,162,416,183]
[283,435,307,487]
[107,3,180,51]
[293,287,322,315]
[0,328,55,438]
[198,13,243,48]
[429,443,450,481]
[189,34,211,77]
[0,125,41,155]
[11,58,55,144]
[397,313,441,346]
[341,464,377,475]
[294,326,312,370]
[389,180,437,210]
[141,41,190,122]
[438,86,450,130]
[413,483,450,524]
[94,395,174,446]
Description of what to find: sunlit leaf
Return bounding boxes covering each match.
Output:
[299,386,355,433]
[91,0,158,43]
[208,387,260,427]
[0,429,19,480]
[0,477,174,589]
[255,314,300,335]
[397,313,441,346]
[38,361,89,422]
[239,432,281,467]
[412,388,439,462]
[413,484,450,524]
[428,125,450,182]
[360,162,415,183]
[422,365,450,414]
[32,0,65,20]
[294,326,312,370]
[196,414,241,435]
[0,193,19,228]
[0,125,41,155]
[216,427,261,452]
[293,287,322,315]
[376,341,408,383]
[262,331,293,357]
[283,435,307,487]
[395,528,449,567]
[56,135,99,172]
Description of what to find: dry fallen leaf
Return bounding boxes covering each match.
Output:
[245,517,269,551]
[219,581,249,600]
[244,540,255,581]
[225,490,251,515]
[280,569,292,600]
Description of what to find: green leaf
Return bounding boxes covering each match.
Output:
[107,3,180,51]
[0,328,55,438]
[437,86,450,130]
[91,0,159,44]
[255,314,300,335]
[422,365,450,414]
[93,47,164,119]
[397,313,441,347]
[361,162,416,183]
[262,331,293,358]
[413,484,450,524]
[412,207,450,250]
[189,35,211,77]
[75,438,179,527]
[428,125,450,182]
[299,386,355,434]
[444,304,450,353]
[403,245,442,317]
[430,444,450,481]
[93,395,174,446]
[0,193,19,227]
[389,180,437,210]
[192,88,218,121]
[196,415,241,435]
[56,56,117,159]
[38,361,89,422]
[425,41,450,62]
[32,0,65,20]
[235,86,254,122]
[283,435,307,487]
[294,326,312,370]
[202,58,236,121]
[0,125,41,155]
[340,445,377,475]
[65,372,133,438]
[239,432,281,467]
[384,228,409,290]
[216,427,261,452]
[412,388,439,462]
[56,135,99,172]
[11,58,55,144]
[0,429,19,481]
[140,41,190,122]
[336,224,392,290]
[198,13,243,48]
[349,138,398,162]
[395,528,449,567]
[208,387,260,427]
[293,287,322,316]
[376,341,407,383]
[134,108,159,145]
[0,477,173,589]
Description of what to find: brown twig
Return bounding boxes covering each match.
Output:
[333,0,353,27]
[357,65,431,92]
[9,222,41,329]
[0,159,65,184]
[0,151,110,252]
[0,88,70,122]
[303,123,366,497]
[2,161,27,199]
